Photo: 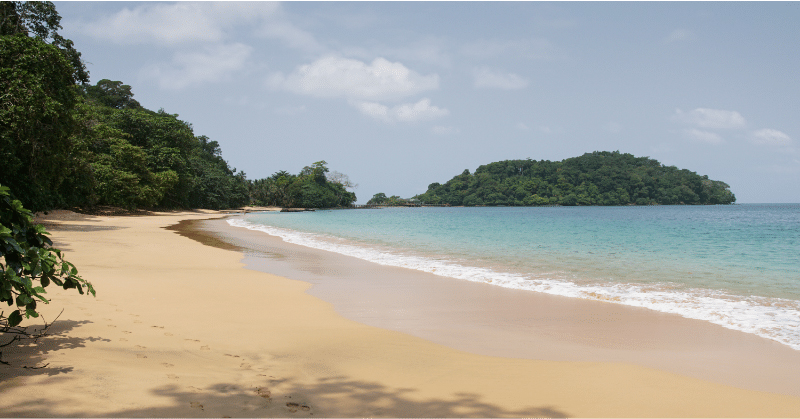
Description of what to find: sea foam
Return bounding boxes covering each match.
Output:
[228,217,800,351]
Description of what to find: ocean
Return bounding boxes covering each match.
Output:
[228,204,800,351]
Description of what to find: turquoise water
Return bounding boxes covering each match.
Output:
[230,204,800,350]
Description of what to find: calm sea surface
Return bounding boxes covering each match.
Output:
[229,204,800,350]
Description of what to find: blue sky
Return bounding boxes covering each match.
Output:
[55,2,799,203]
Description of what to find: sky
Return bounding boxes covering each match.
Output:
[54,1,800,204]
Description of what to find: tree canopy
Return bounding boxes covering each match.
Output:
[414,151,736,206]
[249,161,357,208]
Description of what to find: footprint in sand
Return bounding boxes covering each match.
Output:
[167,374,179,380]
[224,354,240,358]
[190,402,204,411]
[200,345,210,351]
[136,354,147,359]
[161,363,174,368]
[240,363,252,370]
[135,345,146,349]
[122,331,132,334]
[164,332,173,336]
[107,324,117,328]
[286,402,311,413]
[185,339,200,342]
[119,338,128,342]
[133,320,142,324]
[255,387,271,399]
[151,325,164,329]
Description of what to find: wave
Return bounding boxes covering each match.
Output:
[228,218,800,351]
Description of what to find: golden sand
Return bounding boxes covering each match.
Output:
[1,210,799,417]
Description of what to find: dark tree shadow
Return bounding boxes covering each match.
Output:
[0,319,108,379]
[0,372,568,417]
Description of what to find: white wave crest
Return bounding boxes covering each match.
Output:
[228,218,800,351]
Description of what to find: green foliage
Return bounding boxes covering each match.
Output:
[83,79,141,109]
[0,184,94,330]
[249,161,357,208]
[0,34,80,211]
[414,151,736,206]
[0,1,88,84]
[366,193,408,206]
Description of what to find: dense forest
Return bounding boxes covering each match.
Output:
[0,2,356,212]
[249,161,357,208]
[413,151,736,206]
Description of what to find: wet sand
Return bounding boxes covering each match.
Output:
[191,215,800,398]
[1,210,799,417]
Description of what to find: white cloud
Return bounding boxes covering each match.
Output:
[516,122,530,130]
[142,43,252,89]
[672,108,746,129]
[78,2,279,45]
[354,98,448,123]
[751,129,792,146]
[664,29,694,44]
[276,56,440,101]
[473,68,529,90]
[683,128,724,145]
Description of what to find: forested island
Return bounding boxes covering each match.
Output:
[410,152,735,206]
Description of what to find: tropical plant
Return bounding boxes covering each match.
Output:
[1,184,94,363]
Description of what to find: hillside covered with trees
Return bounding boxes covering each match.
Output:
[0,1,356,212]
[414,151,735,206]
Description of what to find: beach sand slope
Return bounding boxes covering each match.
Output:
[1,211,799,417]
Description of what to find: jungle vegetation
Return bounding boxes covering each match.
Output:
[413,151,736,206]
[0,1,356,212]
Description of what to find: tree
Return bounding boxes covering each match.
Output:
[0,34,81,211]
[84,79,141,109]
[1,184,94,363]
[368,193,388,205]
[0,1,88,84]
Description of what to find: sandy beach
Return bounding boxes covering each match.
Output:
[2,210,800,417]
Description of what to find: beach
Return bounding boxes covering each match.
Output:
[2,210,800,417]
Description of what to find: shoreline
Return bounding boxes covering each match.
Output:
[1,210,799,417]
[188,216,800,398]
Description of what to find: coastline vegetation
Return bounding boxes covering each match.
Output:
[413,152,736,206]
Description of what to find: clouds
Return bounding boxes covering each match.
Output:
[751,129,792,147]
[271,56,448,124]
[274,56,439,101]
[672,107,792,149]
[672,108,746,130]
[75,2,320,89]
[142,43,252,90]
[683,128,724,145]
[354,99,449,123]
[473,68,529,90]
[78,2,279,45]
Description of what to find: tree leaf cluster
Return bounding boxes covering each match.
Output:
[249,161,357,208]
[1,184,94,333]
[366,193,410,206]
[61,92,250,210]
[414,151,736,206]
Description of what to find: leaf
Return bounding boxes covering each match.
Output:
[8,310,22,327]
